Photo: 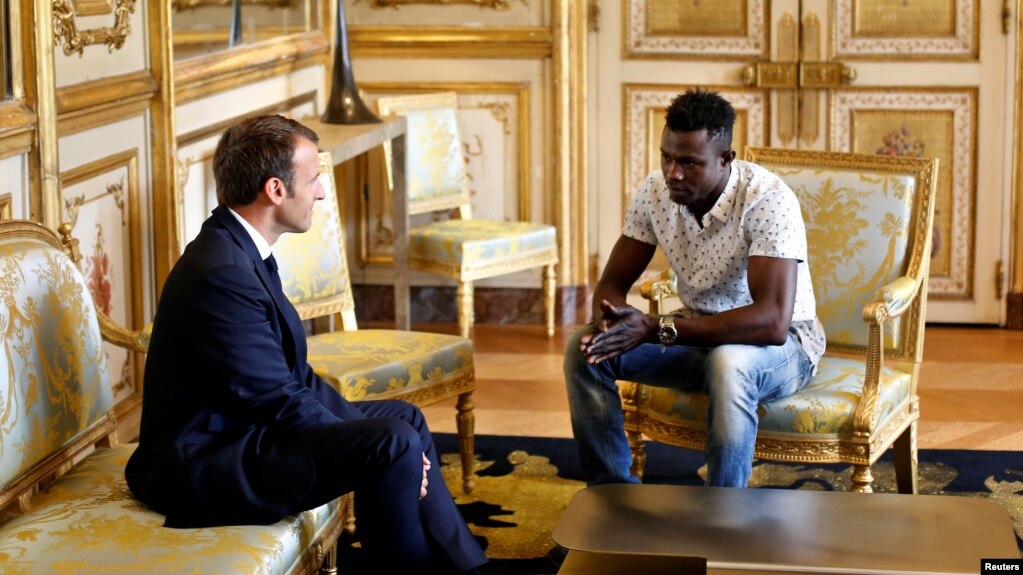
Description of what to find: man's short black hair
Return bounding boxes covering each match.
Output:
[664,89,736,154]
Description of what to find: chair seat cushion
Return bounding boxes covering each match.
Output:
[409,220,556,266]
[641,355,912,437]
[0,445,340,575]
[307,329,474,401]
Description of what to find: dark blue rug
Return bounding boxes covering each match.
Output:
[339,433,1023,574]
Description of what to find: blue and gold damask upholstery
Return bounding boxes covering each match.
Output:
[0,446,340,575]
[621,149,938,494]
[376,92,559,339]
[0,221,342,575]
[275,152,478,494]
[0,229,112,489]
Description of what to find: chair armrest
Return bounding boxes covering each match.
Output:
[863,275,921,326]
[854,275,923,436]
[98,313,151,353]
[640,270,677,315]
[875,276,921,319]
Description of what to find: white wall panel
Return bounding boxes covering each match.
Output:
[0,155,30,220]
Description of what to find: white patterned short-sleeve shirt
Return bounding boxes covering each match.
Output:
[623,160,826,368]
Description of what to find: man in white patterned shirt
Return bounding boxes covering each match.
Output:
[565,89,826,488]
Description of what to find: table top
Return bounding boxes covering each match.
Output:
[300,114,407,164]
[553,484,1019,575]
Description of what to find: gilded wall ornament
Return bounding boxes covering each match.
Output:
[53,0,138,57]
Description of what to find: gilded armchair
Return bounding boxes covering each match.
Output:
[376,92,559,339]
[275,152,478,494]
[621,148,938,494]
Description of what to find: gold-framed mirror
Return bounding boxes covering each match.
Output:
[171,0,317,61]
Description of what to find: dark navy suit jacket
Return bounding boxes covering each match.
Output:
[126,206,353,527]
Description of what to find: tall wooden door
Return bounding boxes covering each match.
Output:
[593,0,1010,324]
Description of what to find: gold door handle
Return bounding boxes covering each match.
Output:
[742,61,855,89]
[799,62,856,88]
[741,62,799,89]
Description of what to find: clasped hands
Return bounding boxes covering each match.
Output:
[580,299,655,365]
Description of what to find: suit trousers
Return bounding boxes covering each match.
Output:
[293,399,485,574]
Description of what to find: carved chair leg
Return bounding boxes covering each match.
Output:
[851,464,874,493]
[619,381,646,480]
[341,493,356,535]
[456,391,476,494]
[893,421,919,494]
[457,280,474,339]
[319,542,338,575]
[627,429,647,481]
[543,263,556,337]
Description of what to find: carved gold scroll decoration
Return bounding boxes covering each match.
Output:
[53,0,138,57]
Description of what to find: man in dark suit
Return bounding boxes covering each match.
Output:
[126,114,487,574]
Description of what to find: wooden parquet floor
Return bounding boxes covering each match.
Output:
[418,323,1023,451]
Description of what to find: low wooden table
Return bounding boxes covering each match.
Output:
[552,484,1019,575]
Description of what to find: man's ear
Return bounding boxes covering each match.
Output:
[263,177,287,206]
[721,148,736,166]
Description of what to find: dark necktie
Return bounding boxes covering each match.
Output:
[263,253,302,366]
[264,254,284,296]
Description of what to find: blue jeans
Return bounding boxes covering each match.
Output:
[564,326,814,487]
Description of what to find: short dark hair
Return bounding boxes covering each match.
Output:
[664,89,736,154]
[212,114,319,207]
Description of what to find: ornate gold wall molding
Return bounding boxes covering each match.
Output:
[174,31,327,103]
[349,26,552,58]
[357,0,525,9]
[55,71,159,135]
[56,71,158,115]
[53,0,138,57]
[0,194,11,220]
[623,0,767,60]
[0,102,37,160]
[833,0,978,60]
[1013,0,1023,310]
[830,88,976,300]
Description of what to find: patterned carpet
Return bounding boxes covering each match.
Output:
[338,433,1023,574]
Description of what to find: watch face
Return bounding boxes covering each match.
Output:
[659,317,677,345]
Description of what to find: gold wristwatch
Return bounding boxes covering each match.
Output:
[658,315,677,346]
